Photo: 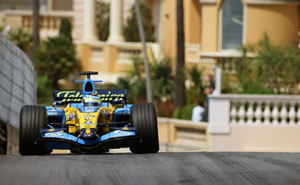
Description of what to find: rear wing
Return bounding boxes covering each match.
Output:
[53,89,127,106]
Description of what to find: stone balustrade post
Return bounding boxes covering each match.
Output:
[208,95,230,134]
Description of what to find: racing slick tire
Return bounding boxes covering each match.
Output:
[130,103,159,154]
[19,105,49,155]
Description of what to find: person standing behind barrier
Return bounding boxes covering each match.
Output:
[192,101,205,122]
[203,74,215,122]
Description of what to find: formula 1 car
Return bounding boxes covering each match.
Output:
[19,72,159,155]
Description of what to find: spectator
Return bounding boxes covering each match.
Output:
[204,74,215,95]
[192,101,205,122]
[203,74,215,122]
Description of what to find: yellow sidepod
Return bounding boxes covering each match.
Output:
[97,106,115,133]
[64,107,79,134]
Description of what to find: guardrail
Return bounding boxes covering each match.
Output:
[0,33,37,154]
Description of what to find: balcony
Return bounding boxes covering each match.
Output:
[3,10,73,39]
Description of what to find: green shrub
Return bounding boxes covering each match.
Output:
[59,18,72,40]
[35,36,79,89]
[123,3,155,42]
[96,1,110,41]
[224,34,300,95]
[110,56,173,104]
[186,66,205,104]
[37,76,53,105]
[7,28,32,55]
[172,104,196,120]
[35,19,79,89]
[151,58,173,102]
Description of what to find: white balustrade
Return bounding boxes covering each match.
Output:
[280,105,288,126]
[254,105,262,125]
[208,95,300,133]
[297,107,300,125]
[263,104,271,125]
[230,103,237,125]
[271,103,279,125]
[289,104,296,126]
[246,103,254,125]
[238,104,245,125]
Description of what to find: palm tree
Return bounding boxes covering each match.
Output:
[174,0,186,106]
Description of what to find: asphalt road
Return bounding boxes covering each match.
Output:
[0,152,300,185]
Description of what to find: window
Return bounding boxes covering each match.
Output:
[221,0,244,50]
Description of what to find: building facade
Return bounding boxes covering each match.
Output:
[1,0,299,82]
[199,0,299,67]
[159,0,300,72]
[76,0,300,81]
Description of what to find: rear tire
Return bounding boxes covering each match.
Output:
[19,105,48,155]
[130,103,159,154]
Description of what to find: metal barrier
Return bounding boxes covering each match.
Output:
[0,33,37,154]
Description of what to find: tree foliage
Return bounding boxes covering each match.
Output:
[7,28,32,55]
[172,104,196,120]
[186,66,205,104]
[96,1,110,41]
[59,18,72,40]
[109,56,173,104]
[35,19,79,89]
[254,35,300,94]
[151,58,174,102]
[109,55,207,119]
[224,34,300,94]
[173,66,206,120]
[36,76,53,105]
[108,57,145,103]
[123,2,155,42]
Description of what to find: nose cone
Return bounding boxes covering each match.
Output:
[80,128,97,139]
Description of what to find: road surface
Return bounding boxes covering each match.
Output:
[0,152,300,185]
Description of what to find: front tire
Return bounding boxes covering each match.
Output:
[19,105,48,155]
[130,103,159,154]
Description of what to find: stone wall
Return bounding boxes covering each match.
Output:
[0,33,36,154]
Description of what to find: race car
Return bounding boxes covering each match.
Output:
[19,71,159,155]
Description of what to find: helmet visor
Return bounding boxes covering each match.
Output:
[84,102,100,107]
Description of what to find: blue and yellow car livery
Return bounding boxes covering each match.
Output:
[40,72,137,153]
[19,71,159,154]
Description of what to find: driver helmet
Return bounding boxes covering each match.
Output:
[83,94,102,107]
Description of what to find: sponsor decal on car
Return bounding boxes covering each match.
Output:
[43,132,73,141]
[85,121,93,125]
[44,132,63,138]
[81,114,96,118]
[54,90,126,102]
